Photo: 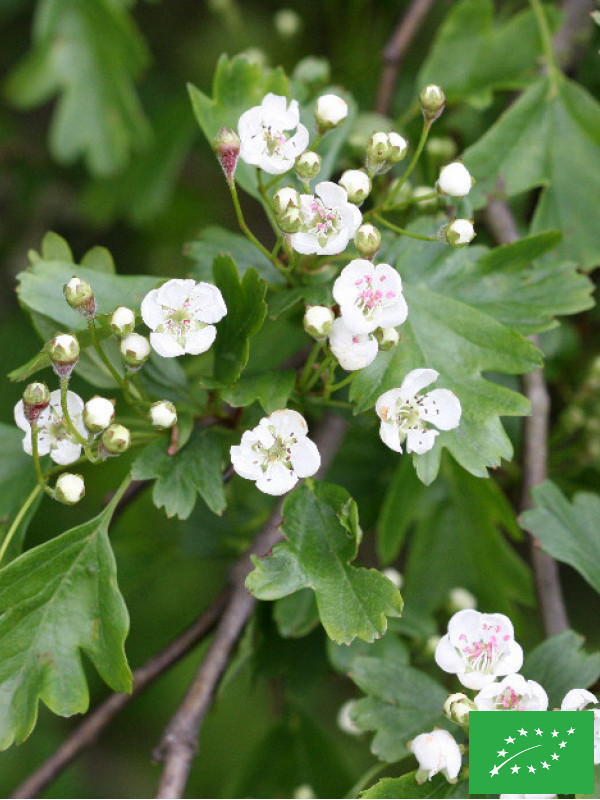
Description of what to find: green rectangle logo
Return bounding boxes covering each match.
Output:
[469,711,594,794]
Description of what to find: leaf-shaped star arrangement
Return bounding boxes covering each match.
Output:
[487,723,576,778]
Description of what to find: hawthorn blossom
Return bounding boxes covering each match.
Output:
[238,93,309,174]
[230,410,320,496]
[474,674,548,711]
[437,162,473,197]
[328,317,378,372]
[375,369,461,455]
[410,729,461,784]
[55,473,85,505]
[435,609,523,690]
[14,389,86,465]
[141,278,227,358]
[290,182,362,256]
[333,259,407,335]
[560,688,598,711]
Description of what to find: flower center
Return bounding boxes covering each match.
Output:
[494,686,525,711]
[261,125,288,157]
[252,428,298,473]
[48,408,77,444]
[457,623,512,676]
[386,398,425,440]
[305,198,342,246]
[158,302,204,346]
[353,273,397,320]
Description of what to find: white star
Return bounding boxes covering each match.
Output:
[528,765,536,773]
[535,728,543,736]
[551,729,559,737]
[497,748,507,758]
[518,727,527,736]
[490,765,499,777]
[542,761,550,769]
[511,765,520,773]
[551,753,559,760]
[505,736,515,744]
[568,727,575,734]
[559,741,567,748]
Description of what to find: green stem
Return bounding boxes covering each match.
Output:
[528,0,561,89]
[30,424,54,498]
[87,320,127,390]
[374,214,439,241]
[298,342,323,391]
[0,484,42,566]
[328,372,357,394]
[304,354,334,393]
[384,117,432,209]
[228,182,289,275]
[311,132,324,150]
[60,377,88,446]
[263,174,281,192]
[345,762,389,800]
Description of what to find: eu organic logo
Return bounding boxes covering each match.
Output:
[469,711,594,794]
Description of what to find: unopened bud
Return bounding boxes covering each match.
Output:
[22,382,50,424]
[447,587,477,613]
[149,400,177,429]
[315,94,348,132]
[426,136,457,162]
[337,700,361,736]
[437,162,474,197]
[272,187,300,217]
[213,127,240,183]
[54,473,85,505]
[443,692,477,727]
[367,132,391,164]
[339,170,371,204]
[64,276,96,318]
[120,333,151,370]
[83,396,115,433]
[387,132,408,164]
[375,327,399,351]
[277,205,303,234]
[295,150,322,180]
[419,84,446,121]
[101,423,131,455]
[274,8,302,38]
[442,219,475,247]
[48,333,80,377]
[303,306,334,340]
[293,56,330,89]
[110,306,136,337]
[354,224,381,259]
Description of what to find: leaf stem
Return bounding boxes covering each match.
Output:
[529,0,561,90]
[384,117,432,208]
[298,341,323,391]
[228,181,289,275]
[374,214,439,241]
[0,484,42,566]
[304,353,334,392]
[328,372,357,394]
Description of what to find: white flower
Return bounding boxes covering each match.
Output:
[410,729,461,784]
[149,400,177,429]
[328,317,378,372]
[315,94,348,129]
[437,162,473,197]
[561,688,598,711]
[238,93,309,174]
[290,181,362,256]
[445,219,475,246]
[339,169,371,204]
[337,700,361,735]
[83,396,115,433]
[333,259,407,335]
[141,278,227,358]
[474,674,548,711]
[376,369,461,455]
[435,609,523,690]
[230,409,320,496]
[55,473,85,505]
[14,389,86,465]
[303,306,334,340]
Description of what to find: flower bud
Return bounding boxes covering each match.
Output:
[295,150,322,181]
[387,132,408,163]
[447,587,477,614]
[274,8,302,38]
[367,132,391,164]
[337,700,361,736]
[120,333,151,370]
[48,333,80,378]
[272,187,300,217]
[101,423,131,455]
[420,84,446,121]
[426,136,457,162]
[212,127,240,183]
[382,567,403,589]
[149,400,178,429]
[277,205,303,234]
[293,56,330,89]
[54,473,85,505]
[375,327,399,351]
[437,162,473,197]
[22,382,50,424]
[83,396,115,433]
[315,94,348,132]
[64,276,96,318]
[442,219,475,247]
[110,306,136,338]
[354,224,381,259]
[443,692,477,727]
[339,169,371,204]
[303,306,334,340]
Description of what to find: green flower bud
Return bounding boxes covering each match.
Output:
[101,423,131,455]
[55,473,85,505]
[374,327,399,351]
[443,692,477,727]
[426,136,457,162]
[277,205,303,234]
[441,219,476,247]
[303,306,334,340]
[367,132,392,164]
[149,400,178,429]
[22,382,50,423]
[64,276,96,318]
[83,396,115,433]
[272,187,300,217]
[120,333,151,370]
[109,306,136,338]
[419,84,446,121]
[387,132,408,164]
[339,169,371,204]
[295,150,322,180]
[212,127,240,183]
[48,333,80,378]
[354,224,381,259]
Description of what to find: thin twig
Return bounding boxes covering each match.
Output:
[153,414,348,799]
[375,0,436,115]
[11,593,230,799]
[485,195,569,637]
[553,0,596,69]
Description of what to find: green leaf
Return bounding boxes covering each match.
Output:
[349,654,449,762]
[246,481,403,645]
[131,429,226,519]
[520,480,600,594]
[362,772,468,799]
[418,0,545,107]
[377,457,426,564]
[524,630,600,709]
[328,630,410,676]
[267,284,333,320]
[0,486,131,749]
[5,0,150,176]
[464,75,600,269]
[212,254,267,386]
[273,589,319,639]
[222,370,296,414]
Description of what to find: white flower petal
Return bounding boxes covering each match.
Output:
[319,229,352,256]
[189,283,227,323]
[378,421,403,453]
[140,289,164,330]
[458,669,499,691]
[157,278,196,309]
[184,326,217,355]
[290,438,321,478]
[497,640,524,676]
[378,295,408,329]
[51,439,82,465]
[420,389,461,431]
[400,368,439,400]
[434,635,463,674]
[268,409,308,439]
[406,427,438,454]
[284,124,309,158]
[329,318,377,371]
[375,389,403,422]
[332,260,374,306]
[230,444,263,481]
[150,332,186,358]
[262,92,289,118]
[256,462,298,496]
[289,231,320,255]
[238,105,264,139]
[316,181,348,208]
[339,302,380,335]
[14,400,31,432]
[561,688,598,711]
